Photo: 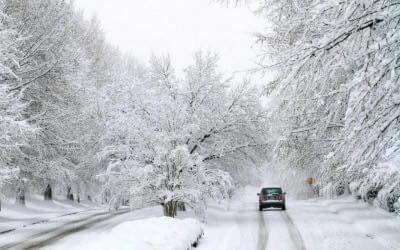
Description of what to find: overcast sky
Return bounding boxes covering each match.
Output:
[75,0,264,76]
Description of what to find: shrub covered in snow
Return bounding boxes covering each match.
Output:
[395,199,400,216]
[321,181,348,199]
[342,153,400,213]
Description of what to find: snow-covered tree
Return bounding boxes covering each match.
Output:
[1,0,270,215]
[97,52,268,217]
[0,0,37,208]
[1,0,114,203]
[236,0,400,212]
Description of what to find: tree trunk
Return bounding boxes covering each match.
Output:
[163,201,178,217]
[103,190,110,204]
[16,187,25,205]
[44,184,52,200]
[67,187,74,201]
[177,201,186,212]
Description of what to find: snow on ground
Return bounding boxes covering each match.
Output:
[0,195,100,234]
[44,188,260,250]
[198,186,400,250]
[0,195,109,249]
[288,198,400,250]
[46,216,202,250]
[36,206,162,249]
[197,186,260,250]
[1,187,400,250]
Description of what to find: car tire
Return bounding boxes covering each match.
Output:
[282,204,286,210]
[259,206,263,211]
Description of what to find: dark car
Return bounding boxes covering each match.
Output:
[257,187,286,211]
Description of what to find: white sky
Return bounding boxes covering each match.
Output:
[74,0,264,76]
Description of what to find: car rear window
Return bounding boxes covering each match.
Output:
[262,188,282,195]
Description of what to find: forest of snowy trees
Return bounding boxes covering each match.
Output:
[244,0,400,213]
[0,0,399,217]
[0,0,269,216]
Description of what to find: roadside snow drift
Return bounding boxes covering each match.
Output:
[48,216,203,250]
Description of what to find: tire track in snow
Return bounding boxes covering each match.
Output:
[281,211,306,250]
[257,211,268,250]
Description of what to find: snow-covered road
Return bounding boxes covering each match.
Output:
[197,187,307,250]
[198,186,400,250]
[1,187,400,250]
[0,209,131,250]
[0,206,165,250]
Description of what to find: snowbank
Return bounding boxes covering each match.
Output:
[50,217,203,250]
